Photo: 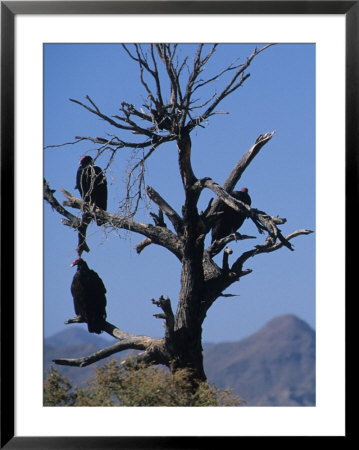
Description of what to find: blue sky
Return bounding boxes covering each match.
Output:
[44,43,315,343]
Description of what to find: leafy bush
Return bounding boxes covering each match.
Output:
[44,359,243,407]
[43,366,76,406]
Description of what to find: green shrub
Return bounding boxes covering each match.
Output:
[44,359,243,407]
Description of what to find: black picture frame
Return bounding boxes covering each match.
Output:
[1,1,355,447]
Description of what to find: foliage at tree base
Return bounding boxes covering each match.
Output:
[44,358,244,407]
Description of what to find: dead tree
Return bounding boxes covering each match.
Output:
[44,44,313,383]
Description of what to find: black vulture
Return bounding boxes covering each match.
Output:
[75,155,107,210]
[150,108,172,131]
[70,258,107,334]
[211,188,252,243]
[75,156,107,255]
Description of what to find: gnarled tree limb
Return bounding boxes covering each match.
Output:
[204,131,275,223]
[146,186,184,234]
[53,336,163,368]
[231,229,314,274]
[152,296,175,343]
[60,188,184,260]
[207,232,257,257]
[54,299,177,369]
[200,229,313,317]
[223,131,276,193]
[43,178,80,228]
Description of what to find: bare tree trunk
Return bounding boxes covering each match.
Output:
[169,132,207,380]
[173,246,206,380]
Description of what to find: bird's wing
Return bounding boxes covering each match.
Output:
[71,273,87,316]
[89,270,107,295]
[75,166,82,191]
[93,166,107,185]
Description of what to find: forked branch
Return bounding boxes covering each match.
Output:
[53,298,176,369]
[146,186,184,234]
[152,295,175,342]
[53,323,164,368]
[231,229,314,274]
[43,178,80,229]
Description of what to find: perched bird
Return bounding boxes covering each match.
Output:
[150,108,172,131]
[211,187,252,243]
[70,258,107,334]
[75,155,107,210]
[75,155,107,255]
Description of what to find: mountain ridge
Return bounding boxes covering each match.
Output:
[203,314,315,406]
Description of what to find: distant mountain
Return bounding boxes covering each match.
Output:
[46,326,114,348]
[44,314,315,405]
[204,314,315,406]
[44,327,120,386]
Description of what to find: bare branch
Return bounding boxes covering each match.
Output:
[222,247,233,272]
[202,178,250,213]
[181,44,216,127]
[146,186,184,234]
[135,208,169,254]
[192,57,243,93]
[76,213,91,255]
[150,209,166,227]
[61,188,184,260]
[53,337,159,368]
[177,132,197,188]
[99,322,153,344]
[44,138,85,150]
[155,44,182,112]
[135,237,153,254]
[231,229,314,275]
[69,97,130,130]
[70,96,172,152]
[207,232,256,257]
[43,178,81,228]
[185,45,274,130]
[73,134,151,150]
[54,317,170,368]
[150,44,165,105]
[223,131,276,193]
[202,129,274,216]
[201,228,311,317]
[152,296,175,342]
[123,44,168,108]
[219,293,239,298]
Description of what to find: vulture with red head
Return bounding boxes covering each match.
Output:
[70,258,107,334]
[211,187,252,243]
